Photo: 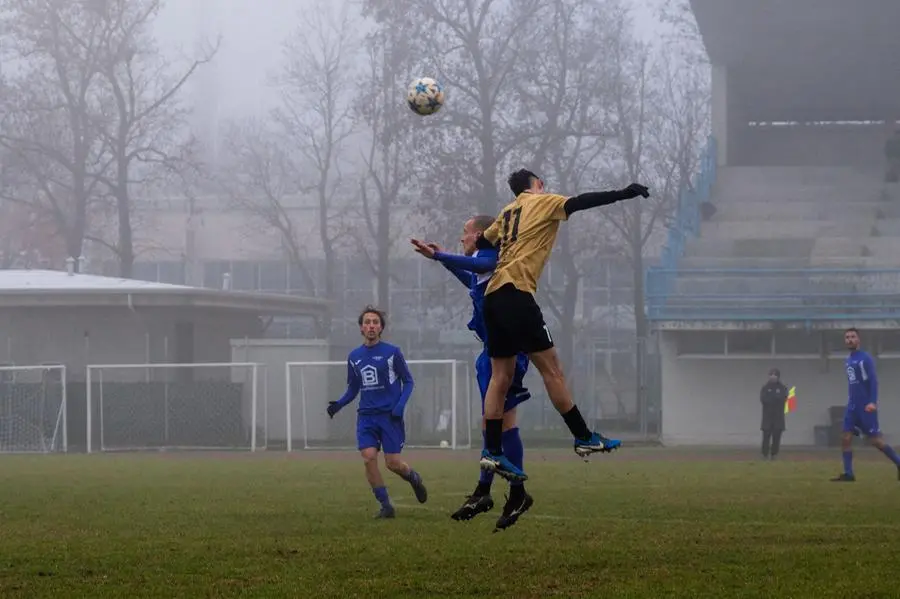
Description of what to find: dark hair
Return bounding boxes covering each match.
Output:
[507,169,539,197]
[845,327,859,335]
[358,305,386,329]
[768,368,780,378]
[470,214,495,232]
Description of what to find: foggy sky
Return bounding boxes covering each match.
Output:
[152,0,665,126]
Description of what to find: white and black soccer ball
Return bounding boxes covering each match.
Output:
[406,77,445,116]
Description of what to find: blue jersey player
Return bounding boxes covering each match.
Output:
[831,327,900,482]
[411,214,533,532]
[326,306,428,517]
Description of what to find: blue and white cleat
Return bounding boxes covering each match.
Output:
[479,449,528,482]
[574,432,621,460]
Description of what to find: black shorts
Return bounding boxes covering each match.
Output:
[483,283,554,358]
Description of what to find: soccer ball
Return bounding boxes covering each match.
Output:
[407,77,445,116]
[439,440,450,449]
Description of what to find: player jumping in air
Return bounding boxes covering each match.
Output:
[476,169,650,482]
[411,215,533,531]
[831,327,900,482]
[326,306,428,517]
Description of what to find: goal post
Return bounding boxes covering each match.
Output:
[0,364,67,453]
[285,359,472,451]
[86,362,266,453]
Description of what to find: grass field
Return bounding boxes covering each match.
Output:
[1,447,899,598]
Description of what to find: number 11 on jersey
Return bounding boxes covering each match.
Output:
[502,207,522,245]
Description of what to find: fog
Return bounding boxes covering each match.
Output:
[15,0,898,449]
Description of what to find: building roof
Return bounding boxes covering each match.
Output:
[0,269,329,316]
[690,0,900,122]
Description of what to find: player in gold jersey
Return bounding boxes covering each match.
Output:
[476,169,649,488]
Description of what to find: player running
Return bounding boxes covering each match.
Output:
[411,215,532,531]
[476,169,650,482]
[326,306,428,517]
[831,327,900,482]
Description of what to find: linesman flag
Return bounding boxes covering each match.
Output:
[784,386,797,414]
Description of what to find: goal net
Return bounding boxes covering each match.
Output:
[285,359,472,451]
[86,362,266,453]
[0,365,67,453]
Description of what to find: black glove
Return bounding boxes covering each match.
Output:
[622,183,650,199]
[327,401,340,418]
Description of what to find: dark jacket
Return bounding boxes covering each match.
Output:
[760,381,788,431]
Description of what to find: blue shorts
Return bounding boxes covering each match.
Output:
[357,413,406,453]
[843,406,880,437]
[475,350,531,414]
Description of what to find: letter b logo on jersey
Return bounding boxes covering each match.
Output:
[360,365,379,387]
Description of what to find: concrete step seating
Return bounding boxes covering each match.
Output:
[699,220,875,240]
[711,201,883,222]
[666,167,900,305]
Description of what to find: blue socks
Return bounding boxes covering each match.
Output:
[880,444,900,467]
[842,450,854,476]
[477,428,525,495]
[373,486,391,508]
[502,428,524,487]
[401,469,420,484]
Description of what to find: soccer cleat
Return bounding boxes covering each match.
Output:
[409,472,428,504]
[493,492,534,533]
[450,494,494,521]
[479,449,528,482]
[830,473,856,482]
[374,505,396,519]
[574,432,621,458]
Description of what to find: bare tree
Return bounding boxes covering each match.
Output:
[355,19,422,311]
[0,0,114,264]
[92,0,217,277]
[364,0,547,215]
[221,3,356,337]
[0,0,214,276]
[601,33,710,428]
[272,2,357,335]
[658,0,708,66]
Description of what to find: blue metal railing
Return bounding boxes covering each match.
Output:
[647,136,718,307]
[646,267,900,321]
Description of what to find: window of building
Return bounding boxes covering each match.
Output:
[727,331,772,354]
[774,331,820,355]
[676,332,725,355]
[258,261,288,292]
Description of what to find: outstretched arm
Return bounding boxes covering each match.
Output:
[438,258,475,288]
[391,350,415,419]
[564,183,650,217]
[434,251,497,274]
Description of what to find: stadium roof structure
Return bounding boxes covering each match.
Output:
[0,269,329,316]
[690,0,900,122]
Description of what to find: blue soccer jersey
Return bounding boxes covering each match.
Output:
[334,342,414,418]
[843,349,880,436]
[435,248,498,343]
[846,349,878,410]
[434,248,530,412]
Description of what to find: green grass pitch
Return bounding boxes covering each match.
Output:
[1,447,899,598]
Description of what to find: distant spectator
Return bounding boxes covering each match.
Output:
[885,127,900,183]
[760,368,788,460]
